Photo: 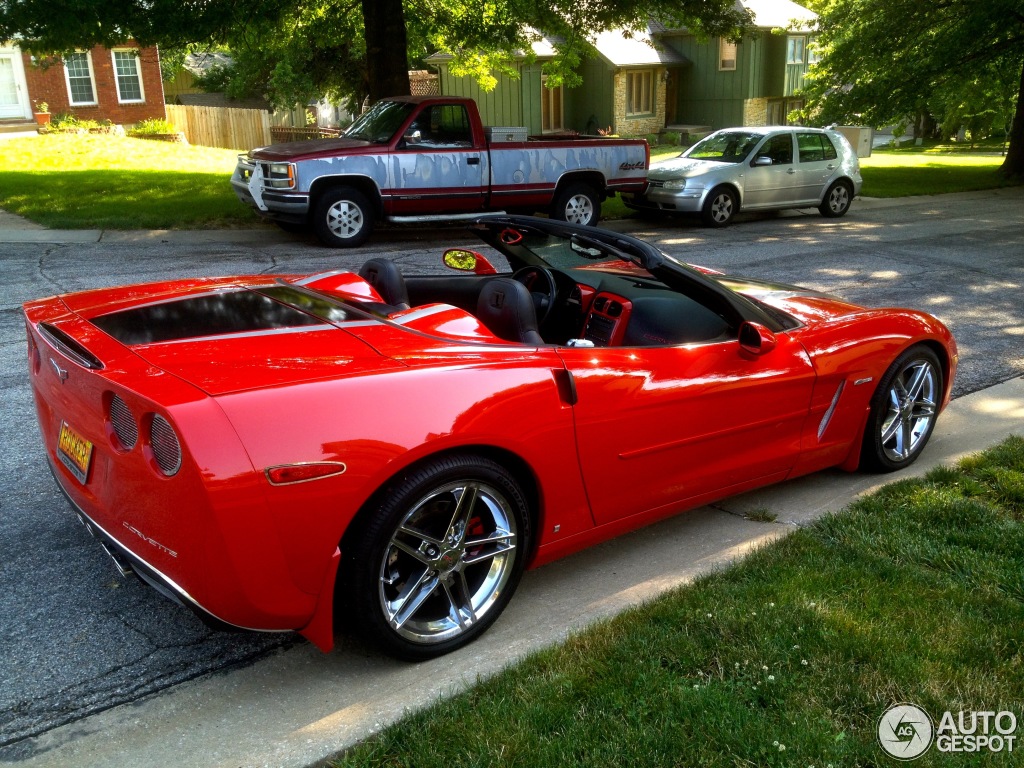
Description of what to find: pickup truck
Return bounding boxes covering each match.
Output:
[231,95,649,247]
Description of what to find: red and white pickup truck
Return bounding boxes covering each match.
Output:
[231,95,649,247]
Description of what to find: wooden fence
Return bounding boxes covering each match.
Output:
[165,105,271,150]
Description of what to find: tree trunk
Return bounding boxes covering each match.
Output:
[362,0,411,104]
[1000,56,1024,179]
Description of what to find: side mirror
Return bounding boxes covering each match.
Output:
[443,248,498,275]
[752,155,773,167]
[739,321,777,356]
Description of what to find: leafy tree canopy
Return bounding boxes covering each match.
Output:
[0,0,752,109]
[803,0,1024,177]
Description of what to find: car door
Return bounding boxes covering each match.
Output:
[388,103,488,215]
[793,132,841,204]
[741,132,801,209]
[557,334,816,527]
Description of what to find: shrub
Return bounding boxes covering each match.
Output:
[661,131,681,146]
[127,118,180,137]
[644,132,660,147]
[47,113,101,131]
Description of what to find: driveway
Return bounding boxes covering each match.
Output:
[1,188,1022,765]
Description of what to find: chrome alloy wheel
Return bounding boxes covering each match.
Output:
[563,193,595,225]
[879,358,938,463]
[325,199,365,240]
[826,184,850,214]
[378,481,518,645]
[708,192,734,223]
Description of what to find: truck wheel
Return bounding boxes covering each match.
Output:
[313,187,374,248]
[551,183,600,227]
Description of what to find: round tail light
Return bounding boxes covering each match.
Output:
[148,414,182,476]
[108,394,138,450]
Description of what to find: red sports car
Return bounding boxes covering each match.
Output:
[24,216,956,660]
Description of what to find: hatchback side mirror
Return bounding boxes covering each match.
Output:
[739,321,777,355]
[443,248,499,275]
[752,155,773,167]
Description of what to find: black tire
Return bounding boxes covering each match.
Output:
[819,179,854,218]
[312,186,374,248]
[341,453,531,660]
[701,186,737,227]
[550,182,601,227]
[860,345,943,473]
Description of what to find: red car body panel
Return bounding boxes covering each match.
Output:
[24,222,957,653]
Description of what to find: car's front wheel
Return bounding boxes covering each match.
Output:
[860,345,943,472]
[819,179,854,218]
[701,186,737,227]
[312,186,374,248]
[342,454,530,660]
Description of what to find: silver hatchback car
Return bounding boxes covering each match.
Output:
[626,126,863,227]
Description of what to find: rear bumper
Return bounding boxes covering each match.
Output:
[49,459,283,636]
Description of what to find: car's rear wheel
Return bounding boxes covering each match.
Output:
[342,454,530,660]
[701,186,737,227]
[860,345,942,472]
[551,183,600,226]
[312,186,374,248]
[819,179,854,218]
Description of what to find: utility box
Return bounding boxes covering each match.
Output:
[486,126,528,143]
[835,126,874,158]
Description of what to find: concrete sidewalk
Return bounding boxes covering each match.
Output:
[5,377,1023,768]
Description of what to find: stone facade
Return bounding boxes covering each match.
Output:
[22,43,165,126]
[612,70,667,136]
[743,97,769,127]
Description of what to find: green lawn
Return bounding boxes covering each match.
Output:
[0,134,259,229]
[332,437,1024,767]
[0,133,1016,228]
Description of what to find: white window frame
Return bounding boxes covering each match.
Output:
[625,69,655,117]
[111,49,145,104]
[807,38,821,65]
[64,51,98,106]
[787,36,806,65]
[541,76,564,133]
[719,39,738,71]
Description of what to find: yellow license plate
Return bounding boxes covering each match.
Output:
[57,421,93,484]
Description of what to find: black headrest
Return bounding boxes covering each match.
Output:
[358,258,410,309]
[476,278,544,345]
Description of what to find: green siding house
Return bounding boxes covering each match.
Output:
[429,0,818,136]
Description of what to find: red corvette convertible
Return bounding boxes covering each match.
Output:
[24,217,956,659]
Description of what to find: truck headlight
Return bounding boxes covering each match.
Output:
[264,163,296,189]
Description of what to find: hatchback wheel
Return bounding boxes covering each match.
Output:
[701,186,737,227]
[819,179,854,218]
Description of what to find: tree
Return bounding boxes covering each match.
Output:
[0,0,752,110]
[802,0,1024,178]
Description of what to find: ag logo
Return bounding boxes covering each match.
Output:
[878,703,935,760]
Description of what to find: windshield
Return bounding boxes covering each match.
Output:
[344,101,416,144]
[683,131,762,163]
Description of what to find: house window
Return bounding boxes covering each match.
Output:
[807,39,821,65]
[719,39,738,71]
[65,52,97,106]
[541,78,563,133]
[625,70,654,116]
[787,36,806,65]
[112,50,145,103]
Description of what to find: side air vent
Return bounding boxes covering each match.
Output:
[585,315,616,346]
[593,296,608,312]
[149,415,182,476]
[607,301,623,318]
[109,394,138,450]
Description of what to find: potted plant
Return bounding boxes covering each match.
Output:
[33,101,51,126]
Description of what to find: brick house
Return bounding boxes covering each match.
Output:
[1,42,166,126]
[428,0,818,137]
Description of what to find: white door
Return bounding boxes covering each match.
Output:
[0,48,31,120]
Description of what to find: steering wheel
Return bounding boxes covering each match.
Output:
[511,266,558,326]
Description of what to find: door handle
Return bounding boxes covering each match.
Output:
[826,164,836,170]
[467,157,481,165]
[787,168,796,174]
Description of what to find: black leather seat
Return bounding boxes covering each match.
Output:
[358,259,410,310]
[476,278,545,345]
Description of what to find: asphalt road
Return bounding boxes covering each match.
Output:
[1,188,1022,753]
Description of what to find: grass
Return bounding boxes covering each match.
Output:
[332,436,1024,767]
[0,134,259,229]
[1,134,1017,228]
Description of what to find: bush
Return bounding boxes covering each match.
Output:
[661,131,681,146]
[47,113,101,132]
[644,132,660,147]
[127,118,179,136]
